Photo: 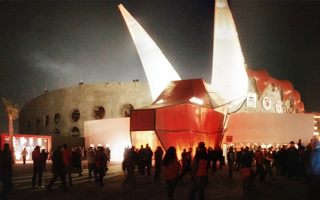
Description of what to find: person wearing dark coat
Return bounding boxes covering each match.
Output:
[307,137,320,200]
[0,143,13,200]
[46,146,68,192]
[154,146,164,181]
[32,146,45,188]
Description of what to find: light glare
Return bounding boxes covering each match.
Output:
[118,4,181,100]
[189,97,204,105]
[212,0,249,105]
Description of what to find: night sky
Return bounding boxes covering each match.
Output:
[1,0,320,132]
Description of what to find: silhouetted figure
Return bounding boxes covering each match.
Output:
[240,146,254,190]
[227,146,236,179]
[154,146,164,181]
[95,146,107,186]
[180,148,193,179]
[287,141,299,179]
[254,146,265,181]
[46,146,68,192]
[32,146,45,188]
[62,144,73,186]
[0,143,13,200]
[106,147,111,163]
[21,147,27,165]
[189,142,209,200]
[87,147,97,182]
[41,149,49,171]
[307,137,320,200]
[144,144,153,177]
[163,146,180,200]
[122,146,137,187]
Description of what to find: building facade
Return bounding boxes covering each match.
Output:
[19,81,152,138]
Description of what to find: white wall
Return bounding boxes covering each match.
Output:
[84,118,131,161]
[224,113,314,146]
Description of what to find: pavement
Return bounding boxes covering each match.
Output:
[3,161,310,200]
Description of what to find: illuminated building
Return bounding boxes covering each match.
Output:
[19,82,152,151]
[125,0,314,152]
[0,134,51,162]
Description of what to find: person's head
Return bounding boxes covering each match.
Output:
[198,142,205,150]
[35,146,40,152]
[290,141,295,147]
[163,146,177,166]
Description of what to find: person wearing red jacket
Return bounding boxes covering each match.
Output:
[189,142,209,200]
[32,146,44,188]
[62,144,73,186]
[163,146,180,200]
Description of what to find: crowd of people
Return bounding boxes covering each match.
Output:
[1,137,320,200]
[122,138,320,200]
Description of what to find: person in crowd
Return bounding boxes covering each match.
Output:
[46,146,68,192]
[0,143,13,199]
[32,146,45,188]
[287,141,299,179]
[240,146,254,190]
[95,146,107,186]
[180,148,190,179]
[297,142,306,178]
[41,149,49,171]
[144,144,153,177]
[154,146,164,181]
[106,147,111,163]
[227,146,236,179]
[235,147,243,171]
[263,148,274,181]
[122,146,137,187]
[163,146,180,200]
[307,137,320,200]
[87,147,97,182]
[211,147,218,171]
[73,147,83,176]
[62,144,73,186]
[189,142,209,200]
[138,145,146,175]
[217,146,224,169]
[207,147,214,170]
[21,147,28,165]
[278,145,288,176]
[254,146,265,181]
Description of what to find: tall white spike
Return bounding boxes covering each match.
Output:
[118,4,181,101]
[211,0,249,108]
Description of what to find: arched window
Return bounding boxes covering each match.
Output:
[70,109,80,122]
[120,103,134,117]
[70,126,80,137]
[54,113,60,124]
[93,106,105,119]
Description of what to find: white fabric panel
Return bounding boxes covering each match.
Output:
[224,113,314,145]
[212,0,249,110]
[118,4,181,101]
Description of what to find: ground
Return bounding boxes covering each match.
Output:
[4,161,309,200]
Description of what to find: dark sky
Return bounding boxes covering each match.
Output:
[1,0,320,132]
